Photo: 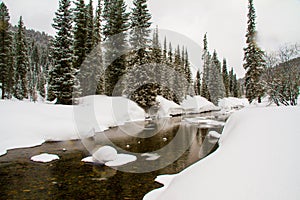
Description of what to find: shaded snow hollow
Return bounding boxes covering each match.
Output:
[144,107,300,200]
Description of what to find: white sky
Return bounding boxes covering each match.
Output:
[3,0,300,78]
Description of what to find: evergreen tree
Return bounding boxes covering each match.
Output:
[162,37,167,63]
[194,70,201,95]
[86,0,94,54]
[49,0,77,105]
[129,0,151,55]
[73,0,87,70]
[0,2,14,99]
[208,50,225,104]
[102,0,129,96]
[201,33,210,100]
[184,49,192,84]
[229,68,234,96]
[14,16,29,100]
[93,0,105,94]
[94,0,102,45]
[28,42,40,101]
[243,0,265,103]
[222,58,229,97]
[126,0,155,109]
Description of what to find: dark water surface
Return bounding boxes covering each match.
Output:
[0,114,225,200]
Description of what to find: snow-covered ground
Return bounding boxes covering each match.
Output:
[144,106,300,200]
[0,95,145,156]
[181,95,220,113]
[218,97,249,110]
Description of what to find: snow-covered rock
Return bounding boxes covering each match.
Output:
[218,97,249,110]
[156,96,182,118]
[144,107,300,200]
[92,146,118,163]
[82,146,137,167]
[181,96,220,113]
[31,153,60,163]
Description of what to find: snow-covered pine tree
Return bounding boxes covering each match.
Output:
[229,68,234,96]
[85,0,94,55]
[184,49,192,85]
[28,42,41,101]
[14,16,29,100]
[73,0,87,70]
[222,58,229,97]
[208,50,225,105]
[126,0,155,109]
[150,26,163,95]
[49,0,77,105]
[0,2,14,99]
[201,33,211,101]
[92,0,105,95]
[94,0,102,45]
[243,0,265,103]
[129,0,151,63]
[194,70,201,95]
[103,0,129,96]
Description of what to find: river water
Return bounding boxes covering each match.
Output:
[0,113,226,200]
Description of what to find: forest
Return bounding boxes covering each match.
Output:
[0,0,298,109]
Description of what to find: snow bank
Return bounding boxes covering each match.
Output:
[218,97,249,110]
[0,96,145,156]
[144,107,300,200]
[31,153,60,163]
[0,100,78,156]
[156,96,182,118]
[78,95,145,132]
[181,96,220,113]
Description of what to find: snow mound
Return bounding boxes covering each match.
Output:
[31,153,59,163]
[218,97,249,110]
[144,107,300,200]
[82,146,137,167]
[77,95,145,132]
[92,146,118,163]
[181,96,220,113]
[156,96,182,118]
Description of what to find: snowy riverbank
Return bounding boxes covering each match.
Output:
[0,96,145,156]
[144,106,300,200]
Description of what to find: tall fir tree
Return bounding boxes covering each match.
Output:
[126,0,155,109]
[49,0,77,104]
[0,3,14,99]
[73,0,87,70]
[86,0,94,54]
[208,50,225,104]
[14,16,29,100]
[222,58,229,97]
[94,0,102,45]
[129,0,151,61]
[243,0,265,103]
[201,33,211,101]
[93,0,105,94]
[102,0,129,96]
[184,49,192,85]
[194,70,201,95]
[229,68,234,96]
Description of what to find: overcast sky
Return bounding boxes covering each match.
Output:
[2,0,300,78]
